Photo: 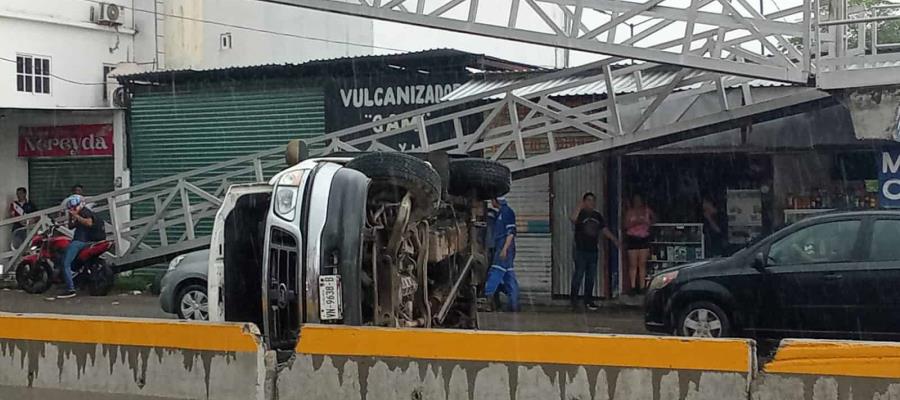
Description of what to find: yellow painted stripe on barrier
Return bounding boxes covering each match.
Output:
[0,313,260,352]
[297,325,752,372]
[765,339,900,379]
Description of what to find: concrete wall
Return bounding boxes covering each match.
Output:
[163,0,374,70]
[0,313,266,400]
[279,325,756,400]
[2,315,900,400]
[755,339,900,400]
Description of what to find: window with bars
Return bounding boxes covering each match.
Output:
[16,55,51,94]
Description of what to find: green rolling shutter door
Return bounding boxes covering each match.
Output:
[129,85,324,238]
[28,158,114,211]
[130,86,324,183]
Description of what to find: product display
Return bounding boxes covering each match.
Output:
[647,223,705,274]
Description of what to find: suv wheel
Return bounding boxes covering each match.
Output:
[677,301,730,338]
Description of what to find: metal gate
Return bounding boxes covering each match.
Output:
[28,158,114,210]
[504,174,551,303]
[128,84,325,238]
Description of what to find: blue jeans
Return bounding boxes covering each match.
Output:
[571,250,599,304]
[63,240,88,291]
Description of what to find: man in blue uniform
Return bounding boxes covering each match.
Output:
[483,197,520,312]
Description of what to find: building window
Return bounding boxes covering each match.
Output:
[220,33,233,50]
[103,65,116,101]
[16,55,51,94]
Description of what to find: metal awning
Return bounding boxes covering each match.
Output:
[443,67,791,101]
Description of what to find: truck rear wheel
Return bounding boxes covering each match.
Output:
[448,158,511,200]
[346,152,441,221]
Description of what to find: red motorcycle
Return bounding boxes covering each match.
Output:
[15,224,115,296]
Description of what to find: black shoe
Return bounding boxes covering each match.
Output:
[56,290,76,299]
[585,302,599,311]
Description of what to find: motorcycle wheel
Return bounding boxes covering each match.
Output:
[87,260,115,296]
[16,262,51,294]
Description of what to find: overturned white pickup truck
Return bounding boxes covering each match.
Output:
[208,142,511,351]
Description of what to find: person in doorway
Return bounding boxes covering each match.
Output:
[702,198,726,257]
[624,194,655,295]
[8,187,36,232]
[569,192,621,311]
[483,197,520,312]
[58,195,105,299]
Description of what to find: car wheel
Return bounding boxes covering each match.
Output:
[176,284,209,321]
[677,301,730,338]
[345,152,441,221]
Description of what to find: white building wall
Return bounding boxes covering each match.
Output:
[164,0,374,70]
[0,0,141,109]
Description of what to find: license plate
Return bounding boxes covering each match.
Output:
[318,275,343,321]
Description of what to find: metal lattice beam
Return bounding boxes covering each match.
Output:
[297,62,830,175]
[261,0,812,83]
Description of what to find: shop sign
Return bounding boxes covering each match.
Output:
[18,124,113,158]
[879,149,900,208]
[325,75,470,152]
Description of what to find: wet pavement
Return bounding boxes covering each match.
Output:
[0,287,171,319]
[0,287,649,335]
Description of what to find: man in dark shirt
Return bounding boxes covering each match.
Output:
[59,195,105,299]
[569,192,621,310]
[8,187,36,231]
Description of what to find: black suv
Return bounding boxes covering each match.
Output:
[645,210,900,339]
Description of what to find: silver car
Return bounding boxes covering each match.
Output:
[159,249,209,320]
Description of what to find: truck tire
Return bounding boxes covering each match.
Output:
[448,158,511,200]
[346,152,441,221]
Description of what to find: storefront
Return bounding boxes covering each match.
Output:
[18,124,115,209]
[617,102,889,282]
[447,68,893,301]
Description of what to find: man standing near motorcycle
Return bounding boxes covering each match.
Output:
[59,195,104,299]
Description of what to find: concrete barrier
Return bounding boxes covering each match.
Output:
[277,324,756,400]
[0,313,266,400]
[754,339,900,400]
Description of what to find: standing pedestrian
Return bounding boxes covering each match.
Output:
[624,194,655,294]
[702,197,726,257]
[8,187,36,232]
[569,192,621,310]
[483,197,520,312]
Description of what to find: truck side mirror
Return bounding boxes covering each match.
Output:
[753,252,767,270]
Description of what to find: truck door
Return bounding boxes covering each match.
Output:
[208,184,272,324]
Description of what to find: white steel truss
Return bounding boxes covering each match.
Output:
[299,62,830,176]
[263,0,813,83]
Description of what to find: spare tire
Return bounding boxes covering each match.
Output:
[346,152,441,221]
[448,158,511,200]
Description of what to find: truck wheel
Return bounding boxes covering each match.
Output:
[448,158,511,200]
[346,152,441,221]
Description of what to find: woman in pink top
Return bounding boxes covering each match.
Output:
[624,194,655,294]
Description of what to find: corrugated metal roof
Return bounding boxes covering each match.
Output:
[118,49,538,84]
[442,66,792,101]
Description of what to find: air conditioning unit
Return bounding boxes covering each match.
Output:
[92,3,123,26]
[105,63,143,108]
